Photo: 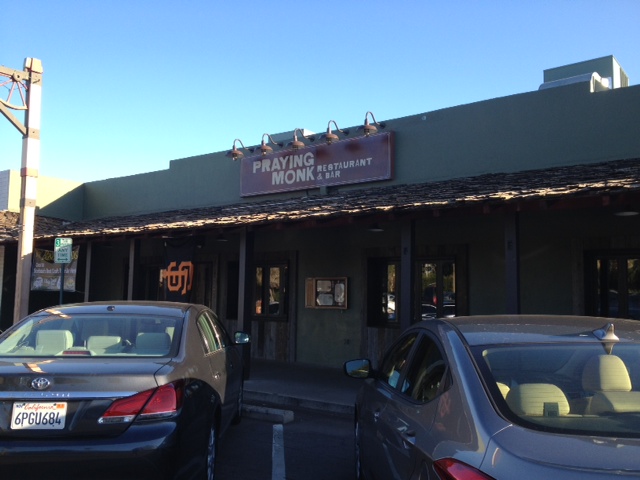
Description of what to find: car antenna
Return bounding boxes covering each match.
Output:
[592,323,619,354]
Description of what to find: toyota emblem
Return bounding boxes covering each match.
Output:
[31,377,51,391]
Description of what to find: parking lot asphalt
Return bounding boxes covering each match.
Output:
[242,359,362,423]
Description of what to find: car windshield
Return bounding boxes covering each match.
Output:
[474,343,640,437]
[0,310,181,357]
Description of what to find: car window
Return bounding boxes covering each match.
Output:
[205,311,231,348]
[196,313,221,353]
[0,311,179,357]
[401,335,447,402]
[379,332,418,389]
[476,343,640,437]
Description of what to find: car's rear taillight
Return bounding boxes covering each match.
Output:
[99,381,184,424]
[140,381,184,418]
[434,458,495,480]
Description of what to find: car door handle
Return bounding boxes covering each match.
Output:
[401,430,416,449]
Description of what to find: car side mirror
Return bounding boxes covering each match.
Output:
[344,358,372,379]
[234,331,251,344]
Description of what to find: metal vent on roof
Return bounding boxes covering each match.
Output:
[539,55,629,92]
[538,72,611,92]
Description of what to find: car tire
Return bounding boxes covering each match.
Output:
[204,421,217,480]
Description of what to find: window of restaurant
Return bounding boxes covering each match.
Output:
[221,259,290,321]
[417,259,457,321]
[586,252,640,320]
[368,257,459,327]
[253,263,288,319]
[367,258,400,327]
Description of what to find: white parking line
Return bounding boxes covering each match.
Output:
[272,424,286,480]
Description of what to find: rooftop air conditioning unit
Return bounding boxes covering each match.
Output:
[539,72,611,92]
[539,55,629,91]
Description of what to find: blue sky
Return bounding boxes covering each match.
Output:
[1,1,639,183]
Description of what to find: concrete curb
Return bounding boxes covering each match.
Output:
[244,391,354,418]
[243,404,294,424]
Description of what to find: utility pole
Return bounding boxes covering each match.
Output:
[0,58,43,323]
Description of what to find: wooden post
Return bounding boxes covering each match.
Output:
[237,229,254,379]
[400,220,415,330]
[505,212,521,314]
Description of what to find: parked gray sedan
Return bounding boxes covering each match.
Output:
[344,315,640,479]
[0,301,249,480]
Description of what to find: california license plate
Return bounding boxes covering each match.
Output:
[10,402,67,430]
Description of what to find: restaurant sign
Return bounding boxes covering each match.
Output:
[240,132,393,197]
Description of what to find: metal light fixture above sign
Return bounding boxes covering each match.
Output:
[259,133,283,156]
[227,112,387,161]
[287,128,308,150]
[225,139,250,161]
[358,111,384,136]
[321,120,349,144]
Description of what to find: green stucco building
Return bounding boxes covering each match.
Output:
[2,56,639,368]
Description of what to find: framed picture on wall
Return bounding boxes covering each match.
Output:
[305,277,348,309]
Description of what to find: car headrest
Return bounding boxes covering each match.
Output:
[136,332,171,354]
[36,330,74,354]
[582,355,632,392]
[506,383,570,417]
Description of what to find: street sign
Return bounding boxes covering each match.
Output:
[54,237,73,264]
